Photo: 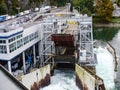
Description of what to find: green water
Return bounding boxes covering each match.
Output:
[93,27,119,41]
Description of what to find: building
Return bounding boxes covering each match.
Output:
[0,15,43,74]
[0,7,97,76]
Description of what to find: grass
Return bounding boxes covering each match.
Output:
[111,17,120,23]
[93,16,120,23]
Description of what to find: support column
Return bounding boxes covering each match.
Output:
[39,41,41,66]
[33,45,36,66]
[8,61,12,73]
[95,85,98,90]
[38,41,41,58]
[39,41,43,67]
[22,51,26,74]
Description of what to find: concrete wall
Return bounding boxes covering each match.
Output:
[106,43,118,84]
[106,43,118,72]
[21,64,50,90]
[76,64,95,90]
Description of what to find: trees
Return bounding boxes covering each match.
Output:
[28,0,44,9]
[94,0,114,23]
[73,0,94,16]
[81,7,91,16]
[0,0,7,15]
[50,0,71,7]
[116,0,120,7]
[50,0,56,6]
[10,0,19,14]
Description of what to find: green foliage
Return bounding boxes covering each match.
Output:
[116,0,120,7]
[50,0,55,6]
[0,0,7,15]
[94,0,114,23]
[70,1,73,12]
[50,0,71,7]
[111,17,120,23]
[81,7,91,16]
[9,0,19,14]
[0,0,72,15]
[73,0,80,7]
[73,0,94,16]
[28,0,43,9]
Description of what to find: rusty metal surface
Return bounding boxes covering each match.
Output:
[51,34,75,47]
[31,74,50,90]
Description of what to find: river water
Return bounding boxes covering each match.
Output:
[41,70,80,90]
[109,31,120,90]
[94,27,120,90]
[95,47,115,90]
[40,27,120,90]
[40,46,115,90]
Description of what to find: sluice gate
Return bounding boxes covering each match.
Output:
[51,34,76,69]
[51,34,75,47]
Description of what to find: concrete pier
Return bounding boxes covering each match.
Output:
[76,64,105,90]
[21,64,50,90]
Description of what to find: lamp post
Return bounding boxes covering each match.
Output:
[16,7,20,15]
[66,3,69,18]
[78,6,80,13]
[66,3,71,12]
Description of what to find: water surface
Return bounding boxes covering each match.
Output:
[96,47,115,90]
[41,70,79,90]
[94,26,120,89]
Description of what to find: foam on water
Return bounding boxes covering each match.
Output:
[40,70,80,90]
[40,47,115,90]
[95,47,115,90]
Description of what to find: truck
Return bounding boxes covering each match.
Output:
[0,15,6,22]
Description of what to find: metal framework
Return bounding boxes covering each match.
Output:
[39,13,97,67]
[78,17,97,66]
[39,20,57,66]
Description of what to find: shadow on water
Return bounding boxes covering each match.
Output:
[93,27,119,42]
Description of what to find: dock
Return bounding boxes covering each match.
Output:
[0,5,106,90]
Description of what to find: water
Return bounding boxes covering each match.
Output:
[40,70,80,90]
[109,30,120,90]
[40,47,115,90]
[95,47,115,90]
[94,27,120,89]
[41,47,115,90]
[40,27,120,90]
[93,27,119,41]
